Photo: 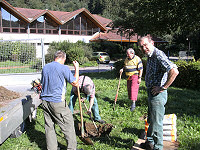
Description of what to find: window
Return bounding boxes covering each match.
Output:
[30,20,37,28]
[81,31,86,35]
[29,15,58,34]
[61,30,66,34]
[30,29,36,33]
[3,28,10,32]
[74,16,80,30]
[38,29,44,34]
[68,31,73,34]
[12,29,18,33]
[0,7,100,35]
[20,29,26,33]
[81,15,87,30]
[74,31,79,35]
[37,16,44,28]
[53,30,58,34]
[60,13,99,36]
[67,20,73,30]
[2,8,10,27]
[46,30,51,34]
[1,7,27,33]
[11,15,19,27]
[45,16,56,29]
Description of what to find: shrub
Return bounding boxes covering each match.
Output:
[0,41,36,63]
[173,60,200,90]
[113,59,125,78]
[46,41,93,64]
[113,57,147,79]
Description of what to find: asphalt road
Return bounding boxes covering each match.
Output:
[69,60,115,74]
[0,61,115,87]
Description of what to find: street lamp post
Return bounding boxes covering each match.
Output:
[186,38,190,60]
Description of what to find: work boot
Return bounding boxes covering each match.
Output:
[130,101,136,112]
[97,120,105,124]
[140,141,154,150]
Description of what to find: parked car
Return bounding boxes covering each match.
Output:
[92,52,110,64]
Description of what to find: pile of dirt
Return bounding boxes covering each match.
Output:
[78,122,114,137]
[0,86,20,102]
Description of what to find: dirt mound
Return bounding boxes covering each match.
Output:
[0,86,20,102]
[78,122,114,137]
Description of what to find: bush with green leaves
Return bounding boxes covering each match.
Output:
[173,60,200,91]
[0,41,36,63]
[46,40,93,64]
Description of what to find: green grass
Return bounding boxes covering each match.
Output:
[1,71,200,149]
[0,60,39,74]
[0,60,97,74]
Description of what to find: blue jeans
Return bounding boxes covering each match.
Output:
[68,90,101,121]
[147,89,167,150]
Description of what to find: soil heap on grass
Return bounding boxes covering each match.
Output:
[0,86,20,103]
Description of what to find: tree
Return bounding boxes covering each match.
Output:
[114,0,200,36]
[113,0,200,58]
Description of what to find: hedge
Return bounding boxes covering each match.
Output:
[114,59,200,91]
[173,60,200,91]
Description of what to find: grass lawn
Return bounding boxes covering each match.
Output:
[1,71,200,150]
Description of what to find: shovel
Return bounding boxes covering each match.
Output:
[82,101,98,133]
[113,71,122,110]
[77,84,93,145]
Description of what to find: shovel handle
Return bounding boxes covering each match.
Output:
[77,84,84,137]
[113,71,122,110]
[115,71,122,102]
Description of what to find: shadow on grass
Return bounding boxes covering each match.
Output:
[122,127,146,139]
[166,88,200,117]
[92,135,135,149]
[25,120,46,150]
[25,119,67,150]
[103,96,132,110]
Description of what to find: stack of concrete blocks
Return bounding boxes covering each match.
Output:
[145,114,177,142]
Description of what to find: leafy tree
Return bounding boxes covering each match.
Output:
[114,0,200,36]
[88,0,104,15]
[101,0,121,20]
[113,0,200,58]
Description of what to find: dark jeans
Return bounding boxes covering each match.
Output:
[147,89,167,150]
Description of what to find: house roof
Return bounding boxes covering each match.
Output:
[92,14,112,27]
[90,30,139,43]
[90,30,168,43]
[0,0,107,31]
[0,0,167,44]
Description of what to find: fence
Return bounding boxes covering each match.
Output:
[0,39,45,74]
